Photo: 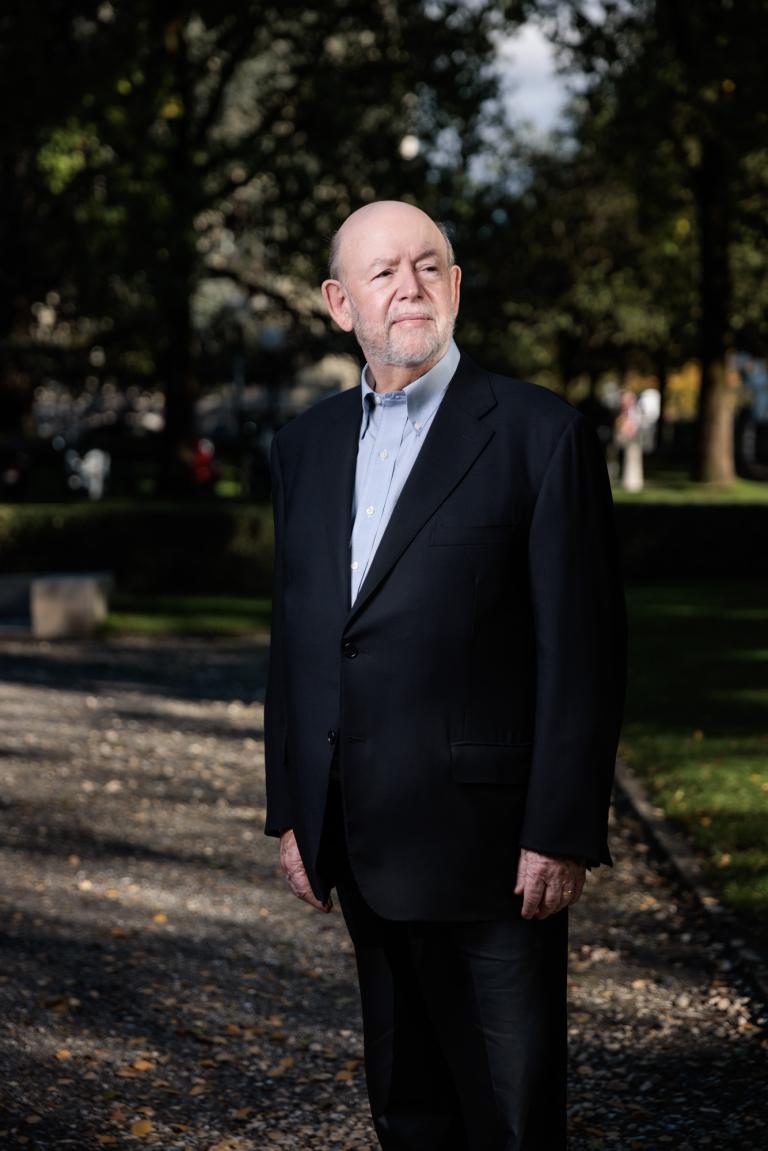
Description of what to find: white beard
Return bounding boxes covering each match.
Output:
[349,300,455,369]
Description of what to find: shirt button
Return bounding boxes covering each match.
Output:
[350,561,359,571]
[414,421,423,430]
[366,505,375,516]
[379,449,389,460]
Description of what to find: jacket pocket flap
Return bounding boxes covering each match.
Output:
[450,742,532,783]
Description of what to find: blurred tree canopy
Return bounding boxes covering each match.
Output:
[1,0,767,490]
[0,0,528,489]
[533,0,768,480]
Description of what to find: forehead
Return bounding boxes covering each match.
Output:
[341,212,445,274]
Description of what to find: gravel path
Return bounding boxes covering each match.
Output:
[0,636,765,1150]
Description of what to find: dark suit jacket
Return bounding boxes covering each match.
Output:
[263,354,627,921]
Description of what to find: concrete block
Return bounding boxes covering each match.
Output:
[31,573,113,639]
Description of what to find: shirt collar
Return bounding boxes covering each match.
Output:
[359,339,460,437]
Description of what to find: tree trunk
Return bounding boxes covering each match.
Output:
[697,356,739,483]
[157,17,198,496]
[692,136,736,483]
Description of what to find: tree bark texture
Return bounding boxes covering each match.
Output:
[693,135,737,483]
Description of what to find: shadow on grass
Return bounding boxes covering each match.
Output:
[626,582,768,734]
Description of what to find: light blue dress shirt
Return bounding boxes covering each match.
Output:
[349,339,461,605]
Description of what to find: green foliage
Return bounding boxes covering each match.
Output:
[0,0,529,453]
[2,1,767,485]
[528,0,768,478]
[458,142,698,385]
[103,592,272,635]
[0,501,273,595]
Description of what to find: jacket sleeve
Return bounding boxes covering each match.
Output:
[520,411,627,867]
[263,433,294,837]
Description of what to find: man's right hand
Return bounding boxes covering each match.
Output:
[279,829,333,913]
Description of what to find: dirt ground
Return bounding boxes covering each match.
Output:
[0,636,765,1150]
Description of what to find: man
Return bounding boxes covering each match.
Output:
[264,201,627,1150]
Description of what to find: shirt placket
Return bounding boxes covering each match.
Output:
[350,393,409,603]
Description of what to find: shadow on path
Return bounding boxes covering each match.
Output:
[0,637,765,1150]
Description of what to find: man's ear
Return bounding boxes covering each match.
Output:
[322,279,355,332]
[449,263,461,316]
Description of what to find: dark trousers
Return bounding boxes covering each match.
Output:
[316,775,569,1151]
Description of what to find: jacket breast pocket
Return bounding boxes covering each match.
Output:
[450,742,532,784]
[429,518,521,547]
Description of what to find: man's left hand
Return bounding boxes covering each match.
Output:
[514,848,586,919]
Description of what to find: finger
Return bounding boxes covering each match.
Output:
[541,886,579,917]
[513,854,526,895]
[520,875,546,919]
[304,890,332,911]
[284,864,312,897]
[569,874,586,905]
[535,883,563,919]
[285,867,333,913]
[284,868,305,897]
[562,870,584,902]
[305,890,333,912]
[281,839,309,887]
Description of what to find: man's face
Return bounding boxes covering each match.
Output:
[323,204,461,375]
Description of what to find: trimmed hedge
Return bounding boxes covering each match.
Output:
[615,503,768,581]
[1,500,766,595]
[0,502,274,596]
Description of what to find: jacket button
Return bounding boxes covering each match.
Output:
[327,729,337,745]
[342,641,358,659]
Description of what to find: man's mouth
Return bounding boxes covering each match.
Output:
[391,314,432,325]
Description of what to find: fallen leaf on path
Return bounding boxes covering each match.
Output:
[267,1055,294,1076]
[129,1118,153,1138]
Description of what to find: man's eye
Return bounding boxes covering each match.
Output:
[375,270,393,278]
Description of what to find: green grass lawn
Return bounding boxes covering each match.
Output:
[621,582,768,941]
[612,461,768,503]
[103,594,272,637]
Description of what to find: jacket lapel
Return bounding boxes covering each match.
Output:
[322,384,363,609]
[345,355,497,626]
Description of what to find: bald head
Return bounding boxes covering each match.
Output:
[328,201,455,283]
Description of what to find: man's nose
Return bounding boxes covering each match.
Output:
[396,265,422,298]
